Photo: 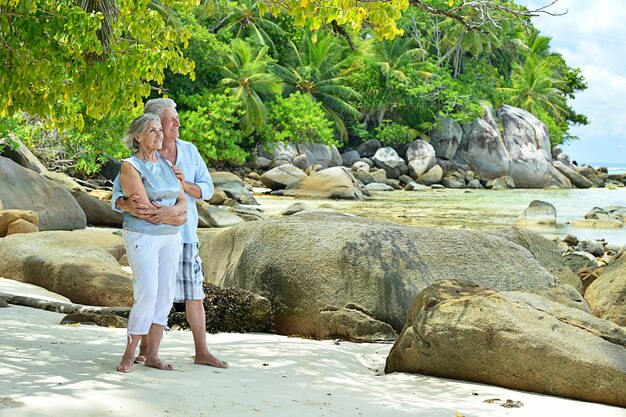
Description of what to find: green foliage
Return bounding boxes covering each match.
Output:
[2,112,129,176]
[168,283,274,334]
[375,120,415,147]
[0,0,196,131]
[274,30,361,141]
[219,39,283,135]
[178,91,248,165]
[258,92,337,145]
[164,11,230,98]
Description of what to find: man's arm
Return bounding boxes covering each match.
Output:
[112,172,157,219]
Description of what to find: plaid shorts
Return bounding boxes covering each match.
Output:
[174,243,205,302]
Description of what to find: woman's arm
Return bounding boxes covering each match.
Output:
[120,162,156,215]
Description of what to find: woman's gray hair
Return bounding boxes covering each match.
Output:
[123,113,161,150]
[144,98,177,118]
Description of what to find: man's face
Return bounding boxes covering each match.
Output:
[160,107,180,142]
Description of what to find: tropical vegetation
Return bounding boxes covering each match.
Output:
[0,0,587,175]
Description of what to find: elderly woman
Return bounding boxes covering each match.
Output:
[116,113,188,373]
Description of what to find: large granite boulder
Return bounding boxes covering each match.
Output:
[385,280,626,408]
[257,142,298,162]
[490,227,582,292]
[71,190,123,228]
[405,140,436,179]
[283,167,363,200]
[0,137,48,174]
[553,161,593,188]
[428,117,463,160]
[296,143,342,169]
[584,254,626,326]
[260,164,307,190]
[0,156,86,230]
[455,106,571,188]
[0,231,132,306]
[356,139,382,158]
[201,213,558,338]
[372,147,408,179]
[497,106,571,188]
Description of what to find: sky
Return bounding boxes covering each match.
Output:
[519,0,626,165]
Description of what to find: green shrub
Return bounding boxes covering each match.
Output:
[258,92,337,146]
[178,92,248,165]
[374,120,415,146]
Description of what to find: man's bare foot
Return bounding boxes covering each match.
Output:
[116,356,134,373]
[134,353,147,363]
[144,357,174,371]
[194,352,229,369]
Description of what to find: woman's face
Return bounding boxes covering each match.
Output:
[136,120,163,152]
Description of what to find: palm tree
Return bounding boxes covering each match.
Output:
[437,18,501,78]
[499,55,567,121]
[219,39,283,135]
[215,0,283,53]
[274,30,361,141]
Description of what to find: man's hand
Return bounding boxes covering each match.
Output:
[117,195,158,220]
[172,165,202,198]
[172,165,186,184]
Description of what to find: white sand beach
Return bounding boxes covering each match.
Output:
[1,279,624,417]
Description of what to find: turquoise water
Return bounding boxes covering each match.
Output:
[591,162,626,175]
[256,187,626,245]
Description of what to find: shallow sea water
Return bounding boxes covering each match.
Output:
[255,187,626,246]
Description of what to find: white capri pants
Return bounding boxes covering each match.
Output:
[123,230,182,335]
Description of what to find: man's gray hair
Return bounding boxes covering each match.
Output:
[123,113,161,150]
[144,98,177,117]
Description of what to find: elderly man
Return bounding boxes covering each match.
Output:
[112,98,228,368]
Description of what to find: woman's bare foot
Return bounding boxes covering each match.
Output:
[194,352,229,369]
[134,353,147,363]
[116,353,135,373]
[144,357,174,371]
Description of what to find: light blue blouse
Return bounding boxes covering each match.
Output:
[121,154,180,236]
[112,139,214,243]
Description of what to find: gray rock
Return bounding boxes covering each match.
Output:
[260,164,307,190]
[352,161,370,173]
[0,297,8,308]
[284,167,363,200]
[253,156,272,169]
[441,176,465,189]
[372,147,408,179]
[0,137,47,174]
[487,176,516,190]
[405,140,436,178]
[365,183,394,192]
[197,202,246,228]
[562,233,579,246]
[292,154,310,170]
[202,213,559,337]
[71,190,123,228]
[491,227,582,292]
[576,240,604,257]
[429,117,463,160]
[257,142,298,162]
[0,231,132,306]
[356,139,382,158]
[281,202,312,216]
[0,156,86,231]
[385,279,626,408]
[553,161,592,188]
[416,165,443,185]
[341,150,361,167]
[516,200,556,226]
[296,143,340,169]
[585,255,626,326]
[562,251,598,274]
[318,306,397,342]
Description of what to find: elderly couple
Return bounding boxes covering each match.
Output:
[113,98,228,373]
